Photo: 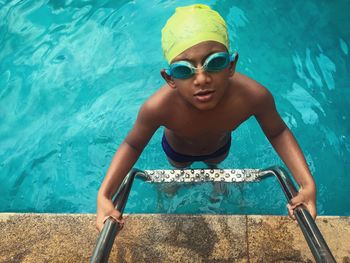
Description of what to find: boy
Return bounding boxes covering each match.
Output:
[96,4,316,231]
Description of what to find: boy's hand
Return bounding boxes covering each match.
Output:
[96,197,125,232]
[287,186,317,220]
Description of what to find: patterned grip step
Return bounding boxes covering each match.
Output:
[141,169,264,183]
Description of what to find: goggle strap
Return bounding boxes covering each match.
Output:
[230,51,238,62]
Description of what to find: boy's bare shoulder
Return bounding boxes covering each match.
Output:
[138,85,174,125]
[142,84,174,111]
[234,73,271,97]
[233,73,274,108]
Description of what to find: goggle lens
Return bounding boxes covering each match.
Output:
[170,63,194,79]
[205,54,229,71]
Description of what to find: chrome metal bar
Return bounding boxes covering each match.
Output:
[260,166,336,263]
[90,168,145,263]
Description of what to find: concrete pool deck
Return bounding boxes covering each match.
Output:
[0,213,349,262]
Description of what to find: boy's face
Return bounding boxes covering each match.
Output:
[161,41,237,111]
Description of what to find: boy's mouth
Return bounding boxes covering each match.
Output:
[194,90,215,102]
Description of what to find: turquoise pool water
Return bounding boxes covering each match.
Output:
[0,0,349,216]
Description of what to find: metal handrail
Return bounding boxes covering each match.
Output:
[90,166,336,263]
[90,168,145,263]
[259,166,336,263]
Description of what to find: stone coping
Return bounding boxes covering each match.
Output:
[0,213,349,262]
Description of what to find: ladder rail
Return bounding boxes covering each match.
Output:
[260,166,336,263]
[90,168,144,263]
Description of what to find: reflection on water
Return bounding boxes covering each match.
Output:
[316,53,336,90]
[339,38,348,55]
[292,47,337,91]
[0,0,349,215]
[284,82,325,125]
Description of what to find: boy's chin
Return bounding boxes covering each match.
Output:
[192,101,219,111]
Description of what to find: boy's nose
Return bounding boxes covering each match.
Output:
[193,68,211,86]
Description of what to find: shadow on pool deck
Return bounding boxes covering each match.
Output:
[0,213,349,262]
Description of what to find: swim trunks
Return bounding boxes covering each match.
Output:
[161,133,231,163]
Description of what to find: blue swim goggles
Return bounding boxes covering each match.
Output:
[165,51,237,79]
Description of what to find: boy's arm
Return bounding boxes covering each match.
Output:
[96,102,160,231]
[253,86,317,219]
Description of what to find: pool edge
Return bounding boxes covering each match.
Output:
[0,213,349,262]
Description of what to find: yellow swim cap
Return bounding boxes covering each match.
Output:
[161,4,229,64]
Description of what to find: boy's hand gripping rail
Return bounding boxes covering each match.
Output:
[91,167,336,263]
[259,166,336,263]
[90,168,145,263]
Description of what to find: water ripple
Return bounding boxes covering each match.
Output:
[316,53,336,90]
[339,38,348,55]
[227,6,249,28]
[292,52,313,88]
[0,70,11,99]
[0,0,349,215]
[305,48,322,87]
[293,47,337,91]
[284,83,325,125]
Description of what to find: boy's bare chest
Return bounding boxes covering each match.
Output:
[162,83,254,139]
[164,111,250,154]
[166,107,251,137]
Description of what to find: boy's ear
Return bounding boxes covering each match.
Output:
[229,52,239,77]
[160,69,176,88]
